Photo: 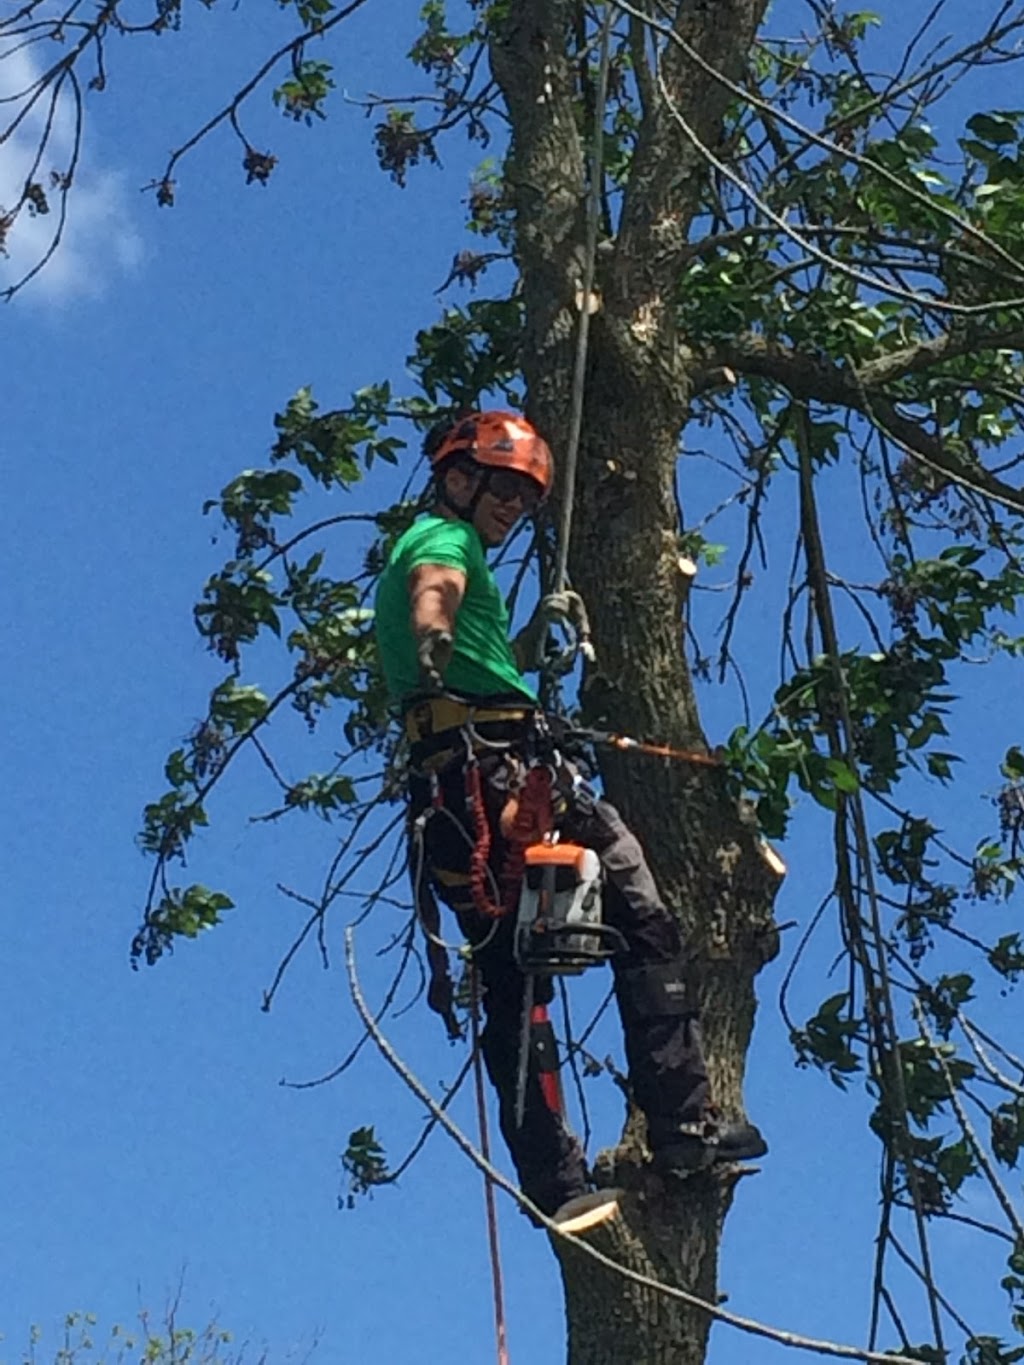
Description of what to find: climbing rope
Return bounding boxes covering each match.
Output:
[465,758,509,920]
[553,7,612,596]
[536,6,613,705]
[496,763,554,912]
[580,728,723,768]
[470,966,510,1365]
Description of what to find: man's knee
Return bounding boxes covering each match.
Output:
[616,959,694,1021]
[558,795,684,961]
[585,800,657,886]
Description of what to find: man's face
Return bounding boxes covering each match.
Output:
[445,465,544,547]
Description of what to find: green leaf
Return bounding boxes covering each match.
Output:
[791,993,863,1086]
[926,752,960,781]
[990,933,1024,980]
[966,111,1024,145]
[284,773,357,817]
[992,1100,1024,1168]
[921,974,975,1038]
[825,757,860,793]
[130,885,235,966]
[340,1125,390,1206]
[209,680,270,733]
[273,59,335,123]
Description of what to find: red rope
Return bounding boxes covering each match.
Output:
[498,766,553,914]
[470,968,510,1365]
[466,760,506,919]
[467,760,554,920]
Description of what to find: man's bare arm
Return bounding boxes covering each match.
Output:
[409,563,466,636]
[409,563,466,689]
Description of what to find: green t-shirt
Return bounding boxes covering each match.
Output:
[374,514,536,704]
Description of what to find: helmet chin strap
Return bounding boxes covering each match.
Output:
[437,462,491,525]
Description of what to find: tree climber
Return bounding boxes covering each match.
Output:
[374,410,767,1217]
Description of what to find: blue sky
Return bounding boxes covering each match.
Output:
[4,3,1022,1362]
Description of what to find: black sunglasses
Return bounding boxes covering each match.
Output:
[486,468,543,512]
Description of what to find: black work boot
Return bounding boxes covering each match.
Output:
[650,1112,768,1175]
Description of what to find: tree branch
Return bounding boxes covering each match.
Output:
[611,0,770,330]
[345,925,929,1365]
[703,334,1024,514]
[154,0,374,198]
[857,328,1024,388]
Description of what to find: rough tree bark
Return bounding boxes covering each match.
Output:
[490,4,780,1362]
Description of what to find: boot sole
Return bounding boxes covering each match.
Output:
[716,1139,768,1162]
[654,1140,768,1177]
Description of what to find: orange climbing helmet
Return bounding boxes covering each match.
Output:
[430,411,554,498]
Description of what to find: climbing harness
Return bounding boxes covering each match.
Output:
[405,696,622,953]
[407,693,787,1056]
[465,756,507,920]
[403,692,624,1136]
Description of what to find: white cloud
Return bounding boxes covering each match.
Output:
[0,42,143,304]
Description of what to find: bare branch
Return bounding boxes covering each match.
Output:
[345,924,930,1365]
[617,0,1024,291]
[915,1000,1024,1244]
[154,0,374,196]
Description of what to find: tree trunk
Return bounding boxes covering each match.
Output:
[553,1179,732,1365]
[490,3,780,1361]
[551,403,781,1365]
